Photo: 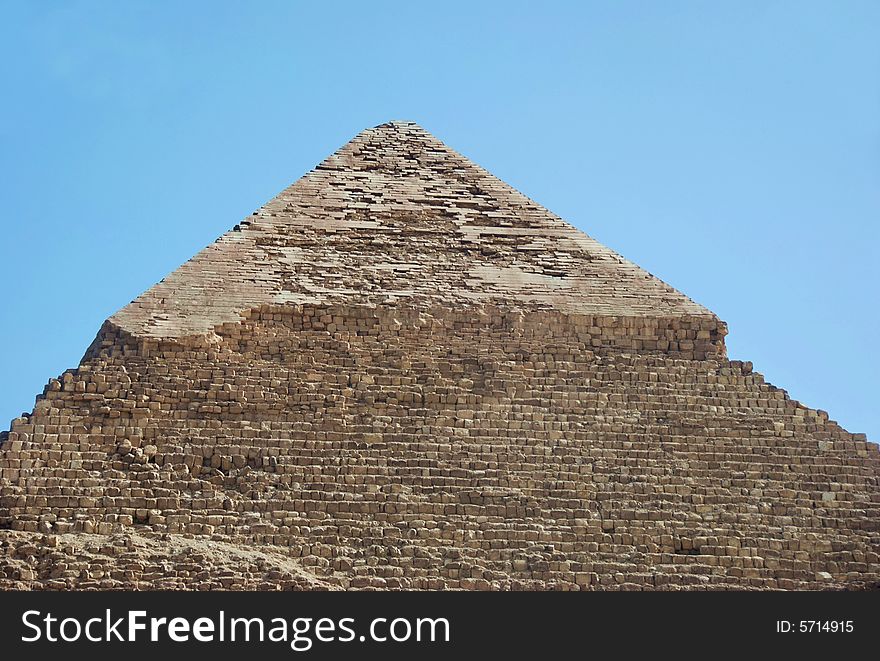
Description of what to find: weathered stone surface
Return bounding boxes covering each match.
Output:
[106,121,717,341]
[1,121,877,591]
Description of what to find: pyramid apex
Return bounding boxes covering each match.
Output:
[110,121,718,340]
[374,119,421,128]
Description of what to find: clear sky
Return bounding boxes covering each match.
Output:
[1,1,878,442]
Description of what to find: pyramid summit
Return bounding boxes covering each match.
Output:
[107,120,717,340]
[1,121,877,591]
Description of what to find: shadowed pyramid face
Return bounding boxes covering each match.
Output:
[1,121,877,592]
[111,120,715,340]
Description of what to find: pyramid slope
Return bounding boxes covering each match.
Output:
[111,121,714,340]
[2,305,878,590]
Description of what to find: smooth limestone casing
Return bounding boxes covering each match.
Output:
[1,122,877,590]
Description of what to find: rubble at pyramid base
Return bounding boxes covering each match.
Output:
[2,303,877,590]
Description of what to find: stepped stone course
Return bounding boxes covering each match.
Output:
[1,121,877,590]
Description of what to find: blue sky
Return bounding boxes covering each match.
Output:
[1,1,877,441]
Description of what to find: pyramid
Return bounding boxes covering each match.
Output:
[1,121,877,590]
